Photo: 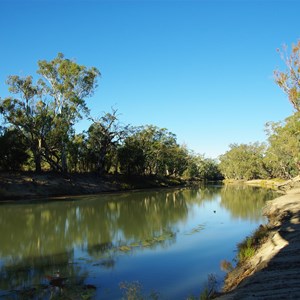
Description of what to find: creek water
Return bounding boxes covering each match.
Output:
[0,184,277,299]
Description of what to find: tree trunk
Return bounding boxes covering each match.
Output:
[32,140,42,172]
[34,153,42,172]
[97,146,107,176]
[61,142,68,173]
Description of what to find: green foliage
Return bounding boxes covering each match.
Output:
[67,133,89,172]
[87,109,129,175]
[219,143,267,180]
[216,40,300,181]
[118,138,146,175]
[185,153,222,180]
[220,185,277,221]
[118,125,190,177]
[0,53,100,173]
[0,128,29,171]
[264,113,300,178]
[236,225,269,264]
[0,76,50,172]
[37,53,100,172]
[237,237,256,263]
[274,40,300,112]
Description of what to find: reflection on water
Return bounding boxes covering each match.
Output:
[0,185,277,299]
[220,185,276,221]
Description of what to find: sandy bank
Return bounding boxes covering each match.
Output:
[216,185,300,299]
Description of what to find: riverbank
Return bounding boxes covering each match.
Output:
[0,172,191,201]
[215,181,300,299]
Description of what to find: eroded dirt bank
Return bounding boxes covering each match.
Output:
[0,172,187,201]
[216,186,300,299]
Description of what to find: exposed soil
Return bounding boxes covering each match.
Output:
[216,180,300,299]
[0,172,188,201]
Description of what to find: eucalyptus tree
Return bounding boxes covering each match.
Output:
[0,76,51,172]
[87,109,130,175]
[139,125,180,175]
[164,144,189,177]
[0,53,100,171]
[274,40,300,112]
[68,133,88,172]
[37,53,100,172]
[118,136,146,175]
[0,54,100,172]
[185,153,221,180]
[219,143,267,180]
[265,113,300,178]
[118,125,188,177]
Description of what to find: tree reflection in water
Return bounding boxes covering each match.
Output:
[0,185,277,298]
[220,185,277,221]
[0,250,96,299]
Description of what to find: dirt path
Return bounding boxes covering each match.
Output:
[216,187,300,299]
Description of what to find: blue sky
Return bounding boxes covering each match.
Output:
[0,0,298,158]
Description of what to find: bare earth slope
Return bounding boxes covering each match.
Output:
[0,172,185,201]
[216,187,300,299]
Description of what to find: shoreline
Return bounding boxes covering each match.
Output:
[0,172,201,202]
[3,172,300,298]
[215,182,300,299]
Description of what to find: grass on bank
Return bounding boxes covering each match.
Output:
[236,225,270,264]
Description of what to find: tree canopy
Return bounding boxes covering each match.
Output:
[0,53,100,173]
[1,41,300,182]
[274,40,300,112]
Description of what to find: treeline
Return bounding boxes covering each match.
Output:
[220,40,300,180]
[2,40,299,182]
[0,53,221,180]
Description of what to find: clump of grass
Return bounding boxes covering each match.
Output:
[237,237,256,263]
[236,225,269,264]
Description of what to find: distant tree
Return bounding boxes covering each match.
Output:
[265,113,300,178]
[118,136,146,175]
[274,40,300,111]
[219,143,267,180]
[118,125,189,177]
[87,109,130,175]
[185,153,222,180]
[201,158,222,180]
[165,144,189,177]
[67,133,88,172]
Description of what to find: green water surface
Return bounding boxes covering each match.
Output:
[0,184,277,299]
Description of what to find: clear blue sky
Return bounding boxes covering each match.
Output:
[0,0,298,158]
